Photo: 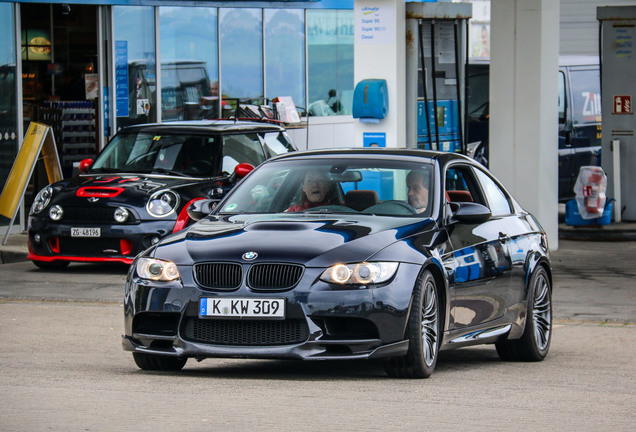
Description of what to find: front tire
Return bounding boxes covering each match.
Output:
[133,353,187,371]
[32,259,69,270]
[496,266,552,361]
[385,270,440,378]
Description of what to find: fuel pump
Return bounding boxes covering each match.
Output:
[598,6,636,221]
[405,2,472,152]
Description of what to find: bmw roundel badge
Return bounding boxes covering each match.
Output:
[242,251,258,261]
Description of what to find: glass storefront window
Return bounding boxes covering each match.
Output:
[114,6,156,131]
[264,9,305,111]
[307,10,354,116]
[159,7,219,121]
[220,8,263,109]
[0,2,18,220]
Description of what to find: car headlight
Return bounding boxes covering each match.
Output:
[146,190,179,218]
[114,207,129,223]
[136,257,180,281]
[32,186,53,214]
[49,205,63,221]
[320,262,399,285]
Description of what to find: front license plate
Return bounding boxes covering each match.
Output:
[71,227,101,237]
[200,298,285,319]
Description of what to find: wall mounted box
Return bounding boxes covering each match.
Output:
[352,79,388,121]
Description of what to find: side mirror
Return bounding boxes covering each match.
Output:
[229,163,255,184]
[187,199,218,222]
[78,159,93,173]
[452,202,492,224]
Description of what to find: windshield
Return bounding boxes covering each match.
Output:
[217,158,434,217]
[91,132,221,177]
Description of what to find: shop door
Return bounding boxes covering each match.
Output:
[21,3,100,196]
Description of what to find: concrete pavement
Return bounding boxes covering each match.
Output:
[0,228,634,323]
[3,220,636,264]
[0,231,28,264]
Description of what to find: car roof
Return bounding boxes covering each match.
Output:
[558,54,599,67]
[469,54,599,67]
[118,120,286,134]
[267,147,477,165]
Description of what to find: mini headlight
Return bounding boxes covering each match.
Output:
[146,190,179,218]
[136,257,180,281]
[48,205,64,221]
[114,207,129,223]
[31,186,53,214]
[320,262,399,285]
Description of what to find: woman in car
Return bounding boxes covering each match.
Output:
[286,169,333,212]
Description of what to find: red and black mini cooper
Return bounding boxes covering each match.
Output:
[27,120,295,269]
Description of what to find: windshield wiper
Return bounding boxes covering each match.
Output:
[152,168,189,177]
[86,167,120,174]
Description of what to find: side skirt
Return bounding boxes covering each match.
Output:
[441,302,527,350]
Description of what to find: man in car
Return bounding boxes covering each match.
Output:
[407,169,429,213]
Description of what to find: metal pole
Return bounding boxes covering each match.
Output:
[612,139,622,223]
[430,20,440,150]
[453,19,464,154]
[418,20,433,150]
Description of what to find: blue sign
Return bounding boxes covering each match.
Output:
[363,132,386,147]
[115,40,129,117]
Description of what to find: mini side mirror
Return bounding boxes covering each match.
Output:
[229,163,255,184]
[78,159,93,173]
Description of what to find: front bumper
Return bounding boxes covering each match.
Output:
[28,217,176,264]
[122,263,421,360]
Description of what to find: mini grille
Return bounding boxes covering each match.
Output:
[194,263,243,290]
[61,207,136,224]
[248,264,304,291]
[59,237,122,256]
[182,317,309,345]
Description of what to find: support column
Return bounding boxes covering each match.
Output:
[353,0,406,148]
[490,0,560,249]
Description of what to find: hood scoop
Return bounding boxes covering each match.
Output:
[76,186,125,198]
[243,221,318,232]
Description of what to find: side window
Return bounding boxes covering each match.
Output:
[569,68,601,125]
[262,132,295,157]
[558,71,566,124]
[222,133,266,173]
[475,169,513,217]
[445,165,485,206]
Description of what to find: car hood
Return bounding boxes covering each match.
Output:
[48,174,207,214]
[153,214,436,267]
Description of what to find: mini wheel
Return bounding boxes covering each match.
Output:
[32,260,70,270]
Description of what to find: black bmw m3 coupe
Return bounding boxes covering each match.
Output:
[123,148,552,378]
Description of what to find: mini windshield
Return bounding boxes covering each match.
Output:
[217,158,434,217]
[90,132,221,177]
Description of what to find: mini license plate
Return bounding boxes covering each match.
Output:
[71,227,101,237]
[200,298,285,319]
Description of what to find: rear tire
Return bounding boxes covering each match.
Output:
[385,270,440,378]
[32,260,69,270]
[496,266,552,361]
[133,353,187,371]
